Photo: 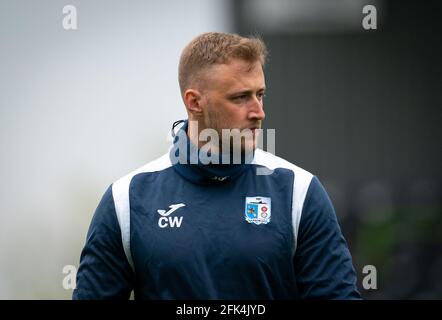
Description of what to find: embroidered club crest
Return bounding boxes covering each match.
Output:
[245,196,271,225]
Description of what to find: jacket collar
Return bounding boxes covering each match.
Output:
[169,120,254,185]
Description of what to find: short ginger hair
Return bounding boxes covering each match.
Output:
[178,32,268,96]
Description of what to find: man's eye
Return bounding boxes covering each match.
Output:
[257,92,266,100]
[233,95,248,101]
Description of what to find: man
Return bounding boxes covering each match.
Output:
[73,32,360,299]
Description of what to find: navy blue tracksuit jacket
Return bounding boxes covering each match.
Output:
[73,121,360,299]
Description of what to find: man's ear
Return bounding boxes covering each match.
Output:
[184,89,204,116]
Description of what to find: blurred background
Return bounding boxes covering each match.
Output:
[0,0,440,299]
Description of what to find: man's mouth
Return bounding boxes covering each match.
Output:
[250,126,261,133]
[231,125,261,134]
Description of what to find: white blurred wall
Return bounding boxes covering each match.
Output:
[0,0,231,299]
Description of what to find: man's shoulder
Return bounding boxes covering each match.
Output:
[253,148,314,182]
[112,150,172,189]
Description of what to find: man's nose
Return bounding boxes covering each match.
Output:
[248,97,266,121]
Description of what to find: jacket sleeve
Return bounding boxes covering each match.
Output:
[73,185,134,299]
[294,176,361,299]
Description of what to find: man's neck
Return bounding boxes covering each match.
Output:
[187,119,222,154]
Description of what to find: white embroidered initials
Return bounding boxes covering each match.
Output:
[157,203,185,228]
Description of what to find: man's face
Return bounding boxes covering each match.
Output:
[199,59,266,153]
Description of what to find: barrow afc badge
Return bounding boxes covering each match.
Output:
[245,196,271,225]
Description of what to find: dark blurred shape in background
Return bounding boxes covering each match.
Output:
[233,0,442,299]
